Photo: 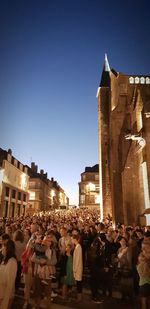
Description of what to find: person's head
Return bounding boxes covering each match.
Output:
[123,231,130,241]
[136,229,143,239]
[31,223,38,234]
[99,222,105,232]
[117,225,123,235]
[24,229,31,241]
[13,230,24,243]
[44,235,54,248]
[72,229,79,236]
[53,225,58,233]
[120,237,128,248]
[66,244,72,255]
[2,239,16,264]
[106,230,114,242]
[2,233,10,245]
[5,225,12,236]
[60,227,67,237]
[72,234,80,246]
[35,233,43,244]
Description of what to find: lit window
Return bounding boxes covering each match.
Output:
[29,191,35,200]
[21,173,27,190]
[146,77,150,84]
[140,77,145,84]
[81,195,85,204]
[86,182,95,192]
[135,77,140,84]
[129,77,134,84]
[95,194,100,203]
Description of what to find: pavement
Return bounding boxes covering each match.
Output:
[12,269,138,309]
[12,285,138,309]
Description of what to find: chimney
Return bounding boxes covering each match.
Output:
[8,149,12,155]
[31,162,35,170]
[31,162,38,173]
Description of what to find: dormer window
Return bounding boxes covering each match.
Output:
[135,77,140,84]
[140,77,145,84]
[129,77,134,84]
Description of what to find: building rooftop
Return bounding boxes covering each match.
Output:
[85,164,99,173]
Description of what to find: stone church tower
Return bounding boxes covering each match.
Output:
[97,55,150,225]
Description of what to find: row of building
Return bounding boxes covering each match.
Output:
[0,146,100,218]
[0,148,69,217]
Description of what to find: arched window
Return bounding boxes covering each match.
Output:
[140,77,145,84]
[129,76,134,84]
[135,77,140,84]
[146,77,150,84]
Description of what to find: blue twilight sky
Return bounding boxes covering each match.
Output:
[0,0,150,205]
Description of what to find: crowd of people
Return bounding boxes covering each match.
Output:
[0,208,150,309]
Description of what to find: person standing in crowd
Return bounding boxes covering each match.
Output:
[13,229,26,289]
[0,239,17,309]
[21,242,34,309]
[59,244,73,300]
[116,237,133,300]
[5,225,13,240]
[23,229,31,245]
[58,227,72,256]
[72,234,83,303]
[81,225,92,267]
[27,223,38,248]
[137,239,150,309]
[88,235,104,303]
[0,233,10,263]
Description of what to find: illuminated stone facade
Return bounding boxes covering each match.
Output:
[0,148,29,217]
[97,55,150,225]
[27,163,69,214]
[79,164,100,209]
[0,149,69,217]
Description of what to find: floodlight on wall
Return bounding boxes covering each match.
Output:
[145,112,150,118]
[125,133,146,152]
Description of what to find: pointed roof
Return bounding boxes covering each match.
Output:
[99,54,110,87]
[104,53,110,71]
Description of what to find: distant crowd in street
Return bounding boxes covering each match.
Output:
[0,208,150,309]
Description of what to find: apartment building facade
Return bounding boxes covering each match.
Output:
[27,163,69,214]
[79,164,100,209]
[0,148,29,218]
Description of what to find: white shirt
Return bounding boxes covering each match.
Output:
[0,257,17,309]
